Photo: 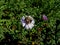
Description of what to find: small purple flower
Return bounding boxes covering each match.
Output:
[42,14,48,21]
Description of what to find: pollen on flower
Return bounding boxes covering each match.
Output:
[25,16,32,24]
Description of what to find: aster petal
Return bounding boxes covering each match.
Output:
[22,23,25,27]
[21,16,25,21]
[25,25,29,29]
[21,16,26,27]
[31,19,35,24]
[28,23,34,29]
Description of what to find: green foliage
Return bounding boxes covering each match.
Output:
[0,0,60,45]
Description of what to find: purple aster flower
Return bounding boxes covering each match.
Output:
[42,14,48,21]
